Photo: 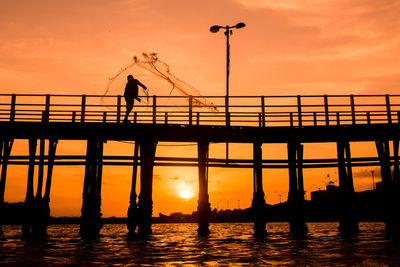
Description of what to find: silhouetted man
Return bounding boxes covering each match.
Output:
[124,74,147,123]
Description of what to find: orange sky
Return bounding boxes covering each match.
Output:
[1,0,400,217]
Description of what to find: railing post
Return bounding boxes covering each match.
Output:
[81,95,86,123]
[226,112,230,127]
[397,111,400,124]
[350,95,356,124]
[225,96,230,127]
[297,95,302,127]
[385,94,392,124]
[72,111,76,123]
[165,112,168,124]
[44,94,50,123]
[313,112,317,126]
[196,112,200,125]
[189,96,193,126]
[366,111,371,125]
[117,95,121,123]
[103,112,107,123]
[152,95,157,124]
[324,95,329,126]
[261,96,265,127]
[41,111,48,123]
[337,112,340,125]
[10,94,16,122]
[134,112,137,123]
[290,112,294,127]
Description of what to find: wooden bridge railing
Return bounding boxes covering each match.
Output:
[0,93,400,127]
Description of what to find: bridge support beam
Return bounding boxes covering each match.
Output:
[137,140,157,237]
[197,141,210,236]
[0,138,14,237]
[252,142,267,236]
[30,139,57,239]
[127,141,140,236]
[337,140,359,236]
[22,138,37,238]
[376,139,400,237]
[287,141,308,237]
[80,139,104,240]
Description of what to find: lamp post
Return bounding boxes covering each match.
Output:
[210,22,246,114]
[210,22,246,162]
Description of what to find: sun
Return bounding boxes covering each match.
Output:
[180,190,193,199]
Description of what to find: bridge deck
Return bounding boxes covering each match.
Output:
[1,121,400,142]
[1,121,399,169]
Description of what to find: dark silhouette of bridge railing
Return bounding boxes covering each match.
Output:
[1,93,400,126]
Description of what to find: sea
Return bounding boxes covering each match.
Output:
[1,222,400,266]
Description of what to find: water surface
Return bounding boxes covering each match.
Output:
[1,222,400,266]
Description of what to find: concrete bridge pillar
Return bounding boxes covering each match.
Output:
[80,139,104,240]
[30,139,57,239]
[0,138,14,237]
[127,141,140,236]
[20,138,59,239]
[392,139,400,237]
[137,140,157,237]
[376,139,400,237]
[252,141,267,236]
[197,141,210,236]
[287,141,308,237]
[22,138,37,238]
[337,140,359,236]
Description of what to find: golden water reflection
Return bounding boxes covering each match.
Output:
[1,222,399,266]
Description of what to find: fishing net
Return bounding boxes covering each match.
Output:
[102,53,217,112]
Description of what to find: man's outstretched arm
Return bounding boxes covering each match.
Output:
[137,80,147,90]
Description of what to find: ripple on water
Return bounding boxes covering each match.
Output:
[1,222,400,266]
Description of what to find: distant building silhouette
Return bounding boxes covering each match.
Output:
[311,184,340,202]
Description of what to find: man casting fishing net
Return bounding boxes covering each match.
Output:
[123,74,147,123]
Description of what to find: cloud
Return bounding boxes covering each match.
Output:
[153,175,185,181]
[1,0,399,96]
[361,71,400,94]
[353,167,381,179]
[234,0,338,10]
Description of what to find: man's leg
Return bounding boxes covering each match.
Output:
[124,97,133,122]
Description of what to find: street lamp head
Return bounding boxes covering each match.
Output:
[235,22,246,29]
[210,25,222,33]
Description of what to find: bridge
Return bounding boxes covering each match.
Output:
[0,93,400,239]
